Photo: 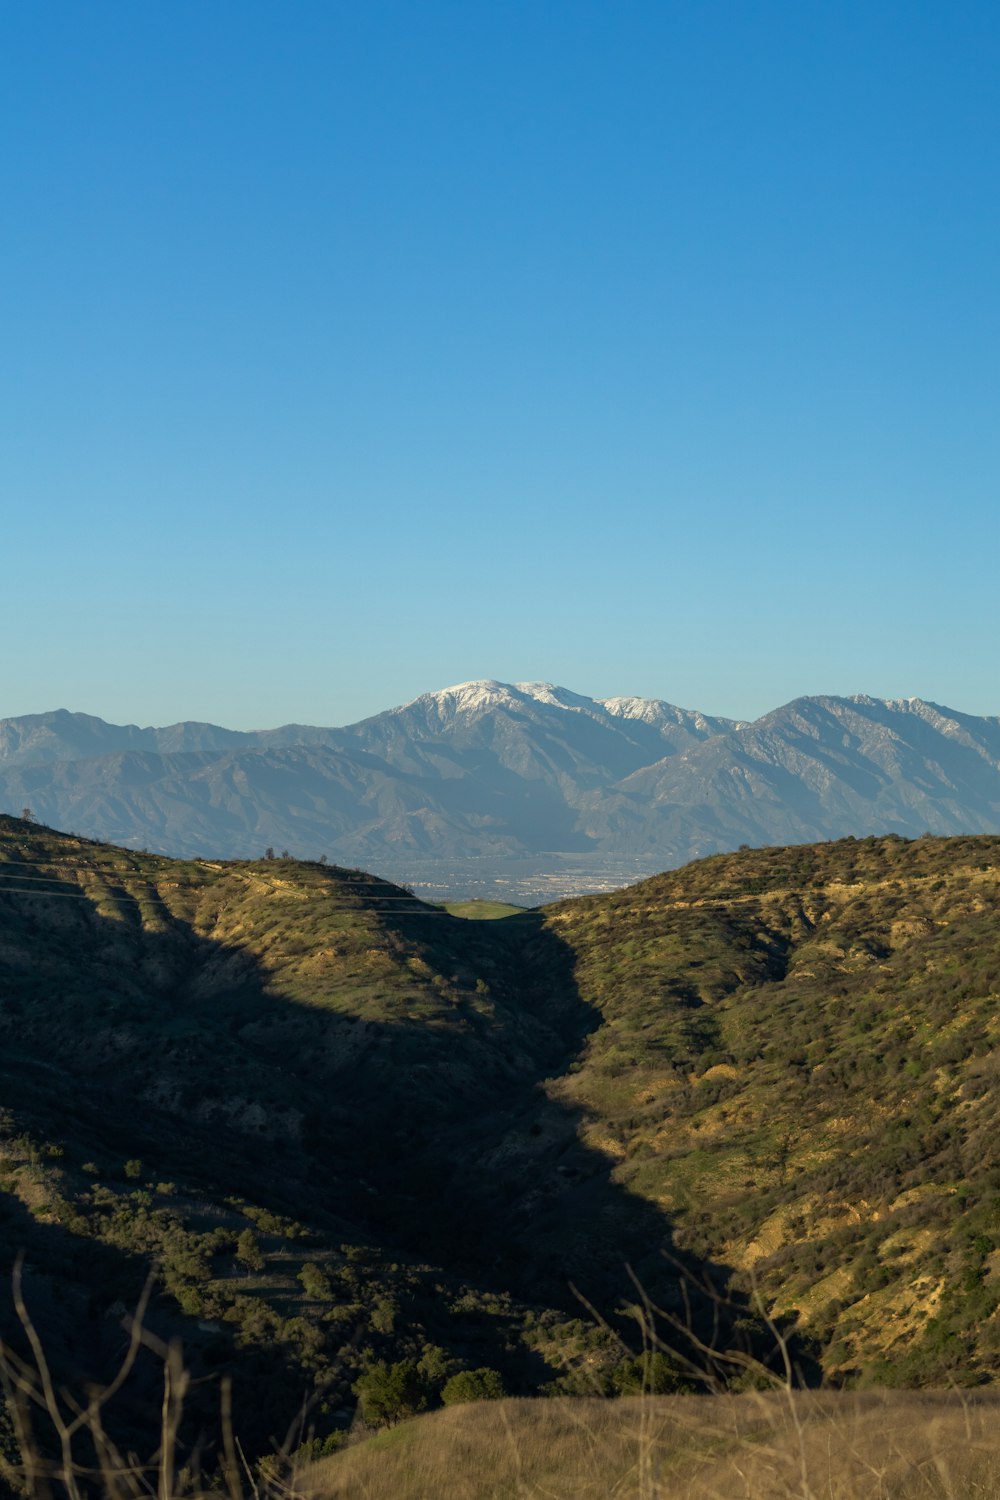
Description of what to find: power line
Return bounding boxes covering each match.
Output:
[0,857,426,891]
[0,886,162,906]
[0,882,449,906]
[0,869,155,886]
[0,864,437,894]
[0,878,448,915]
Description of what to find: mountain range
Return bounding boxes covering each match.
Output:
[2,681,1000,900]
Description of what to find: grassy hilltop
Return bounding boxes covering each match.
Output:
[1,815,1000,1480]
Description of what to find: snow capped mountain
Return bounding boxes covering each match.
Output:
[401,678,673,721]
[600,695,677,723]
[399,680,527,717]
[395,679,732,743]
[599,695,738,737]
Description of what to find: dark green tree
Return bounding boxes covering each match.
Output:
[611,1351,689,1395]
[352,1360,427,1426]
[297,1261,333,1301]
[440,1367,505,1405]
[236,1228,264,1273]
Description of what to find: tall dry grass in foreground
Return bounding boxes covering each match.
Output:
[3,1261,1000,1500]
[308,1391,1000,1500]
[0,1260,297,1500]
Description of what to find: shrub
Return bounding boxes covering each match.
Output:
[441,1367,505,1405]
[611,1351,689,1395]
[353,1359,428,1426]
[417,1344,453,1384]
[369,1294,397,1333]
[297,1261,333,1301]
[236,1228,264,1273]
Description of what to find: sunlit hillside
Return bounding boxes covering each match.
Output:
[2,815,1000,1485]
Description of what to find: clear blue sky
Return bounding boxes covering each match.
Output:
[3,1,998,728]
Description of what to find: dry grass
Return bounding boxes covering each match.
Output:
[0,1260,289,1500]
[2,1252,998,1500]
[305,1390,1000,1500]
[3,1265,1000,1500]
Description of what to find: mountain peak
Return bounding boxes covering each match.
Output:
[512,682,600,712]
[406,680,524,714]
[404,680,600,717]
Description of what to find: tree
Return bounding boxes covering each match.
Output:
[352,1360,427,1426]
[236,1229,264,1273]
[370,1294,397,1334]
[417,1345,454,1384]
[611,1350,688,1395]
[440,1367,505,1405]
[20,807,34,823]
[297,1262,333,1301]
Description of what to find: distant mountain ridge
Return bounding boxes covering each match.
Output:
[2,682,999,897]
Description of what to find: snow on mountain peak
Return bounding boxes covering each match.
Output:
[405,680,604,718]
[403,681,722,730]
[409,681,518,714]
[512,682,598,712]
[600,695,674,725]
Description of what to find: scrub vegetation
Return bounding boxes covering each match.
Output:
[1,814,1000,1493]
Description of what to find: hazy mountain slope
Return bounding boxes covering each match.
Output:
[0,708,256,763]
[0,743,521,862]
[0,683,730,871]
[346,682,733,788]
[0,709,376,767]
[0,740,599,863]
[2,687,1000,896]
[621,695,1000,859]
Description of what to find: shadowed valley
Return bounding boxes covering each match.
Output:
[2,817,1000,1481]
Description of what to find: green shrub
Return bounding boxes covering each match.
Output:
[441,1367,505,1405]
[611,1351,689,1395]
[417,1344,453,1384]
[353,1359,428,1426]
[370,1294,397,1334]
[236,1228,264,1272]
[298,1261,333,1301]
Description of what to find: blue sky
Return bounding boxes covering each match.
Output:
[3,1,998,728]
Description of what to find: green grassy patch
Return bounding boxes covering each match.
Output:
[441,900,528,920]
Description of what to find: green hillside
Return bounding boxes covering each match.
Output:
[2,816,1000,1479]
[544,833,1000,1386]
